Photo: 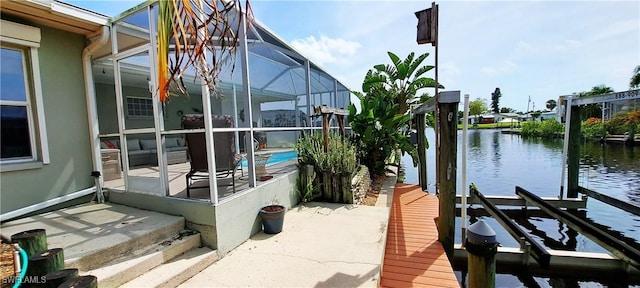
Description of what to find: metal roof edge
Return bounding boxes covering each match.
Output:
[52,0,109,25]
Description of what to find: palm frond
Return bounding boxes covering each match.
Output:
[157,0,252,103]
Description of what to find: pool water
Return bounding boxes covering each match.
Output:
[241,150,298,168]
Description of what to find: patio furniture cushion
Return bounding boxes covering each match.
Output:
[140,139,157,150]
[166,138,179,148]
[127,139,141,151]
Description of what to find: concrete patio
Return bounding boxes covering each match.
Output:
[178,170,398,288]
[179,202,390,288]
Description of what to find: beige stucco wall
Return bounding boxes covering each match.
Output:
[0,23,94,213]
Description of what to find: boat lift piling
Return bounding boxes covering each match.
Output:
[560,89,640,198]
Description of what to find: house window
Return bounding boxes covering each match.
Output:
[1,47,34,159]
[0,20,48,165]
[127,96,154,117]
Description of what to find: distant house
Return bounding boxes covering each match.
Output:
[479,114,495,124]
[540,110,556,121]
[496,113,519,121]
[467,114,496,124]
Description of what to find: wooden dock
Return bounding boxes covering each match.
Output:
[380,184,460,288]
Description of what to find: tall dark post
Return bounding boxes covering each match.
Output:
[437,97,458,257]
[415,2,439,193]
[416,113,428,191]
[567,105,581,198]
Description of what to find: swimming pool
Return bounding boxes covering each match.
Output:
[241,150,298,168]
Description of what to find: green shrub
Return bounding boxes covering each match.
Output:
[539,118,564,137]
[605,109,640,135]
[582,118,605,139]
[294,132,357,174]
[347,89,415,176]
[520,119,564,138]
[520,121,541,137]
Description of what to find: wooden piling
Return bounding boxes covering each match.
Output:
[27,248,64,278]
[11,229,47,258]
[466,220,498,288]
[416,113,428,191]
[43,268,79,288]
[58,275,97,288]
[437,98,459,257]
[567,105,581,198]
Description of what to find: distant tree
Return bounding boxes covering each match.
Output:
[631,65,640,88]
[586,85,614,96]
[531,111,542,121]
[545,99,557,111]
[577,85,614,120]
[490,87,501,113]
[469,98,488,117]
[500,107,515,113]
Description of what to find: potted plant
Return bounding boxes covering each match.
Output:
[259,204,285,234]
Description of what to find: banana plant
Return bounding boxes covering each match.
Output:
[157,0,253,103]
[362,51,443,115]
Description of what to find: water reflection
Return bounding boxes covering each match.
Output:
[402,128,640,287]
[404,129,639,247]
[491,130,502,177]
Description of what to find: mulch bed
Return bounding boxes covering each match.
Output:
[362,174,387,206]
[1,243,16,287]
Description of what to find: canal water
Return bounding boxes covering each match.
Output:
[401,128,639,287]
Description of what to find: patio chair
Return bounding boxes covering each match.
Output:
[182,114,245,197]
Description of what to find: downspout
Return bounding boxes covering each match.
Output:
[82,25,110,203]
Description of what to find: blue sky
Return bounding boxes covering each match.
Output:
[68,0,639,113]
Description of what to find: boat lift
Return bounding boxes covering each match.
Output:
[412,89,640,284]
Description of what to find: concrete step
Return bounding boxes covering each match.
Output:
[1,203,186,272]
[64,211,186,271]
[121,247,219,288]
[85,231,201,288]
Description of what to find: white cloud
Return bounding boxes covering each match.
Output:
[516,41,537,54]
[551,40,582,52]
[589,18,640,43]
[481,60,518,77]
[290,35,362,67]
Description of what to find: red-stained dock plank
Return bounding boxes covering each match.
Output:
[380,184,460,288]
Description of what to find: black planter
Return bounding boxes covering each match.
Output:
[259,205,286,234]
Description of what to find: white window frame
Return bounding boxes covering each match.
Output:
[126,96,154,118]
[0,20,49,165]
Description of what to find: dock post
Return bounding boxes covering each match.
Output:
[416,113,428,191]
[466,220,498,288]
[567,105,581,198]
[437,95,459,257]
